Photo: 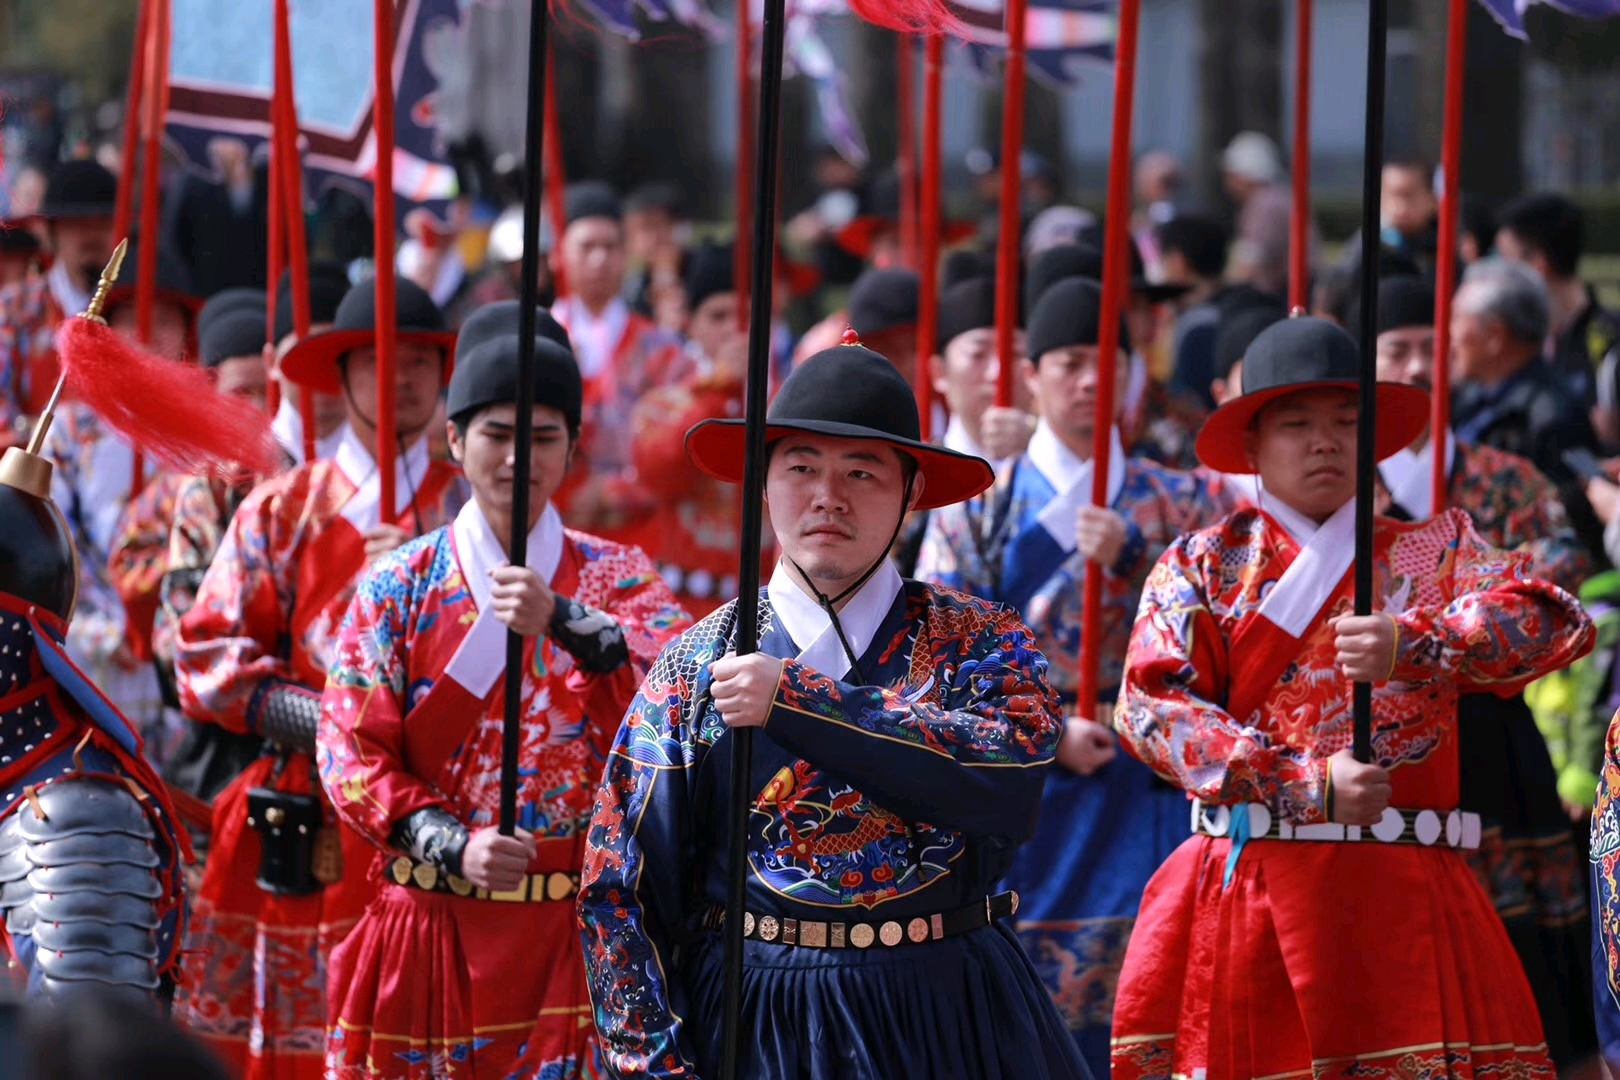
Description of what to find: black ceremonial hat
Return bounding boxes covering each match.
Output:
[936,277,998,352]
[274,260,353,342]
[848,268,919,338]
[197,288,268,368]
[1027,276,1131,362]
[447,301,580,433]
[565,181,622,226]
[279,277,457,394]
[685,340,994,511]
[685,242,736,314]
[40,160,117,220]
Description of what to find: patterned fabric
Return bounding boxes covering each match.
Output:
[916,451,1228,1077]
[0,275,61,443]
[318,523,688,1079]
[158,471,258,669]
[552,306,686,542]
[172,454,466,1080]
[580,583,1086,1080]
[109,471,186,663]
[1111,507,1592,1080]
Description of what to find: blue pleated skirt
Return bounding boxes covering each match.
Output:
[682,922,1093,1080]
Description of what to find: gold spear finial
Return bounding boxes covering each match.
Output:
[80,237,129,327]
[1,240,132,493]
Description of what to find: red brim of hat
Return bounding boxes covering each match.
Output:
[279,328,459,394]
[684,418,995,512]
[1194,380,1431,474]
[835,218,976,260]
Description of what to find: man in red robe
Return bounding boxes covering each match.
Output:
[318,300,688,1079]
[172,277,467,1080]
[1111,317,1594,1080]
[549,181,684,541]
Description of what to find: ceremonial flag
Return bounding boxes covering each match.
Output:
[954,0,1114,86]
[1476,0,1620,38]
[166,0,459,222]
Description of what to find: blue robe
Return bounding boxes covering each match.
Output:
[917,453,1230,1077]
[579,582,1091,1080]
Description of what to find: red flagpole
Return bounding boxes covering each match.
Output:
[1288,0,1312,314]
[1431,0,1466,512]
[131,0,172,495]
[372,0,400,523]
[992,0,1028,407]
[1077,0,1140,720]
[274,0,318,460]
[542,45,569,300]
[914,32,943,441]
[896,33,918,270]
[114,0,153,243]
[265,92,284,418]
[734,0,755,328]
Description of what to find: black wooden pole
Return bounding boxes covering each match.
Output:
[500,0,550,835]
[1352,0,1388,764]
[720,0,789,1070]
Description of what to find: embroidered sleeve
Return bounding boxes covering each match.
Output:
[549,595,629,674]
[580,634,704,1079]
[761,601,1060,840]
[1391,509,1595,693]
[390,806,469,876]
[1590,722,1620,1059]
[173,486,298,735]
[317,550,447,851]
[1117,536,1330,824]
[1498,470,1591,595]
[914,498,999,598]
[108,474,178,609]
[159,476,229,647]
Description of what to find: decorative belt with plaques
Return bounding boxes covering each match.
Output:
[1192,802,1482,850]
[387,856,580,903]
[703,891,1019,950]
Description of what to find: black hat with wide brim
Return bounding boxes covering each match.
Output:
[685,342,994,511]
[279,276,457,394]
[1195,316,1431,474]
[39,160,117,220]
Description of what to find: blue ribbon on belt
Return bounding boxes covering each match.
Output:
[1223,804,1252,889]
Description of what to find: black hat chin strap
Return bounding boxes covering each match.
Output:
[783,473,915,687]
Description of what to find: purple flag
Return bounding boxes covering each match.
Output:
[1477,0,1620,39]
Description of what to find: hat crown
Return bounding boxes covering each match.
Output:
[1240,317,1360,397]
[332,277,447,334]
[455,299,572,362]
[771,346,920,442]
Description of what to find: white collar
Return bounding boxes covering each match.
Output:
[47,261,88,318]
[451,498,566,612]
[1256,497,1359,638]
[942,413,986,460]
[333,425,432,531]
[272,398,348,464]
[1378,431,1456,522]
[766,559,904,683]
[554,296,630,380]
[1263,493,1332,548]
[1218,471,1263,506]
[1026,421,1127,501]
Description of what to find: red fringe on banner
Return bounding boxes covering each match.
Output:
[846,0,957,34]
[56,319,282,477]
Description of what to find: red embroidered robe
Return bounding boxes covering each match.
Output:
[1111,506,1593,1080]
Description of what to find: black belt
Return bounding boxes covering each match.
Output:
[703,891,1019,950]
[386,857,579,903]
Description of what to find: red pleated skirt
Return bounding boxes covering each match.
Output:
[324,883,599,1080]
[1111,836,1555,1080]
[173,753,376,1080]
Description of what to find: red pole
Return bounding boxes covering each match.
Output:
[1288,0,1312,314]
[114,0,153,243]
[373,0,400,522]
[733,0,754,329]
[131,0,171,494]
[1077,0,1140,720]
[1432,0,1466,511]
[274,0,318,461]
[914,32,943,442]
[896,33,918,270]
[542,45,569,300]
[992,0,1029,407]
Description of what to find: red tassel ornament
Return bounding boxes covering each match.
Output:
[56,317,281,477]
[847,0,957,35]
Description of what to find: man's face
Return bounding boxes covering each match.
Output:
[765,435,922,593]
[929,327,1029,430]
[688,292,740,362]
[1381,165,1435,238]
[448,403,573,525]
[1024,345,1127,448]
[213,354,268,411]
[864,326,918,389]
[558,217,627,309]
[1247,387,1359,521]
[341,341,445,439]
[624,208,675,266]
[274,324,347,437]
[49,217,114,287]
[1449,284,1503,382]
[1374,326,1435,389]
[109,299,189,362]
